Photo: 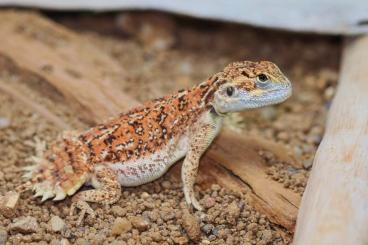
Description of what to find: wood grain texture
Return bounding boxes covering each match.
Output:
[0,11,300,231]
[294,36,368,244]
[0,11,139,124]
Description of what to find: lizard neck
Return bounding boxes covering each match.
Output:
[182,72,226,112]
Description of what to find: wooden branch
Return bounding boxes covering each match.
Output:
[0,81,71,130]
[169,130,301,230]
[293,35,368,244]
[0,10,139,124]
[208,130,301,230]
[0,11,300,231]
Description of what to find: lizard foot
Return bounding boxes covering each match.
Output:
[69,200,96,225]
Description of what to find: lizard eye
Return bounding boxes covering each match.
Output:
[257,74,268,83]
[226,86,235,96]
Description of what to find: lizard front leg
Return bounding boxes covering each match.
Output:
[70,166,121,225]
[182,111,223,211]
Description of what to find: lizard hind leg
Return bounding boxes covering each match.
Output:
[69,165,121,225]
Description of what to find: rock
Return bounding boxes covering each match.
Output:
[182,209,200,241]
[211,184,221,191]
[173,236,189,244]
[227,201,241,223]
[129,216,150,231]
[247,222,258,231]
[111,205,126,216]
[303,157,314,169]
[212,225,226,236]
[150,231,161,242]
[49,215,66,232]
[0,191,20,218]
[260,107,278,121]
[276,131,289,142]
[140,192,150,199]
[161,180,172,189]
[50,239,70,245]
[9,216,39,234]
[261,230,273,242]
[75,238,89,245]
[324,86,335,101]
[203,197,216,209]
[111,217,132,235]
[0,117,10,129]
[60,239,70,245]
[201,224,214,235]
[0,228,7,245]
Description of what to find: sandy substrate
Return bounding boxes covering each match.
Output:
[0,11,340,244]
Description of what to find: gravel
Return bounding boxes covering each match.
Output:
[9,216,40,234]
[49,215,66,232]
[0,227,7,245]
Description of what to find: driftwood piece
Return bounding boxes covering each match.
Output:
[0,11,139,124]
[294,36,368,244]
[0,11,300,231]
[0,81,71,129]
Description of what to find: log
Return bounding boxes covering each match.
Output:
[0,10,139,124]
[293,36,368,244]
[169,130,301,230]
[0,11,301,231]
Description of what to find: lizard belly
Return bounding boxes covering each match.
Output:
[107,135,189,186]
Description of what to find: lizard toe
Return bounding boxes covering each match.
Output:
[70,200,96,225]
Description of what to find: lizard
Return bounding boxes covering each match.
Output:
[21,60,292,224]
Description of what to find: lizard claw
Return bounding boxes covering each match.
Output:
[190,193,203,211]
[70,200,95,225]
[184,188,203,211]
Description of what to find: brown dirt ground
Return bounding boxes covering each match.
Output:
[0,11,341,245]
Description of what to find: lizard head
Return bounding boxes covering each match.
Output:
[213,61,292,114]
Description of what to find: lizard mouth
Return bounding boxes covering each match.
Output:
[245,87,292,108]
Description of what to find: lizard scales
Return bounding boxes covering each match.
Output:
[23,61,292,223]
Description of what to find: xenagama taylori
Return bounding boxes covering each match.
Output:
[21,61,292,224]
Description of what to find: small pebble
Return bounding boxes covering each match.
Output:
[260,107,278,121]
[201,224,214,235]
[211,184,221,191]
[0,191,20,218]
[49,215,65,232]
[9,216,39,234]
[227,201,241,222]
[161,180,172,189]
[111,205,126,216]
[75,238,89,245]
[182,209,200,241]
[150,231,161,242]
[173,236,189,245]
[324,86,335,101]
[61,239,70,245]
[203,197,216,209]
[140,192,150,199]
[303,158,314,169]
[111,218,132,235]
[0,117,10,129]
[261,230,273,242]
[0,227,7,245]
[129,216,150,231]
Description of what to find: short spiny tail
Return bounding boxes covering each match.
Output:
[18,139,67,202]
[20,135,91,202]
